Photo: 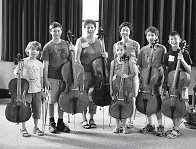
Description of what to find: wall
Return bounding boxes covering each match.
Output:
[0,61,16,89]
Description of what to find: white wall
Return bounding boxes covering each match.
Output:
[0,62,16,89]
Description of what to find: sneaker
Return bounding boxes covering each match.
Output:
[139,124,155,133]
[49,122,57,133]
[156,125,164,137]
[57,122,70,133]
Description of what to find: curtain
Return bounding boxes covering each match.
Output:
[2,0,82,61]
[100,0,196,66]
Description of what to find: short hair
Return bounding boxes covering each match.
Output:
[49,22,62,30]
[84,19,96,28]
[169,31,180,37]
[145,26,159,36]
[25,41,42,56]
[119,22,133,36]
[116,41,126,49]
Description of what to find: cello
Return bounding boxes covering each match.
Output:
[109,54,133,120]
[5,53,31,123]
[161,40,190,119]
[90,27,112,106]
[58,30,89,114]
[136,41,161,115]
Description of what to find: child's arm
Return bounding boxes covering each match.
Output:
[74,38,82,64]
[109,60,114,97]
[178,52,191,73]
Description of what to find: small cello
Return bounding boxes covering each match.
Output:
[90,27,112,106]
[109,54,133,120]
[5,53,31,123]
[58,30,89,114]
[136,41,161,115]
[161,40,190,119]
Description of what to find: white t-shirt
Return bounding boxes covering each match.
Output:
[14,58,43,93]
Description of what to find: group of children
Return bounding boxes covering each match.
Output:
[14,20,192,140]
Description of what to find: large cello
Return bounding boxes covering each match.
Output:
[161,40,190,119]
[136,41,161,115]
[109,54,133,120]
[58,30,89,114]
[90,27,112,106]
[5,54,31,123]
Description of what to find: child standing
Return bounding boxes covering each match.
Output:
[137,26,166,136]
[14,41,44,137]
[110,42,137,134]
[41,22,70,133]
[113,22,140,128]
[163,31,192,139]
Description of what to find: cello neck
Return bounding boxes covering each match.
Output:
[118,60,129,99]
[16,60,23,102]
[171,58,181,93]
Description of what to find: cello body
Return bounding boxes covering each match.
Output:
[161,70,190,119]
[59,30,89,114]
[90,57,112,106]
[5,54,31,123]
[90,28,112,106]
[109,56,133,120]
[59,62,89,114]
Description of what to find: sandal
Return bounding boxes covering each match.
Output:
[82,120,90,129]
[112,127,120,133]
[89,119,97,128]
[166,129,180,139]
[33,127,44,136]
[20,129,30,137]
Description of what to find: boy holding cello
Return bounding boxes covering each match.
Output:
[14,41,44,137]
[137,26,166,136]
[162,31,192,139]
[41,22,70,133]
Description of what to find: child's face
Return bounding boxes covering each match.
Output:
[28,47,39,59]
[84,23,96,37]
[116,45,125,57]
[120,26,130,39]
[146,32,158,44]
[50,27,62,39]
[168,35,181,47]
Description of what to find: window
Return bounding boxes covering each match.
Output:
[82,0,99,36]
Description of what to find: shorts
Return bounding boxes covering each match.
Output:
[26,92,42,119]
[48,78,65,104]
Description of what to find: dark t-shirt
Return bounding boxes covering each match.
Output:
[80,37,102,72]
[164,49,192,73]
[41,40,70,80]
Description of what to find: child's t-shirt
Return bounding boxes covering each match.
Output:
[41,40,70,80]
[14,58,43,93]
[137,44,166,69]
[164,49,192,73]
